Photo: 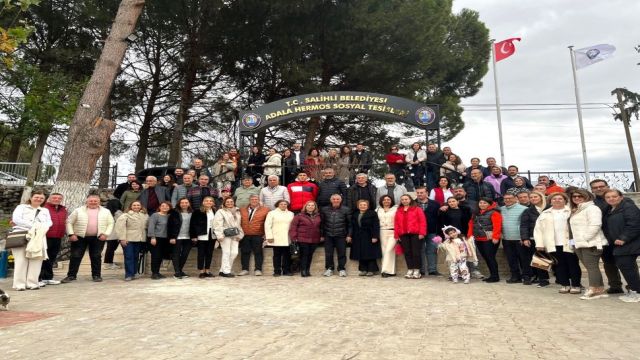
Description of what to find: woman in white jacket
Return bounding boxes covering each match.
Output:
[534,192,582,294]
[264,200,294,276]
[10,191,52,290]
[213,197,244,277]
[263,148,282,177]
[376,195,398,277]
[569,189,609,300]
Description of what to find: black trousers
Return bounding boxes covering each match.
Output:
[602,245,623,289]
[272,246,291,275]
[476,240,500,280]
[150,237,168,275]
[554,246,581,287]
[615,254,640,292]
[172,239,193,274]
[240,235,264,271]
[400,234,422,270]
[197,240,215,270]
[67,236,105,278]
[324,236,347,271]
[409,165,425,187]
[299,243,316,272]
[503,240,534,280]
[40,237,61,281]
[359,259,379,272]
[103,240,120,264]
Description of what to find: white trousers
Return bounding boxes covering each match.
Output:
[219,237,239,274]
[12,247,43,290]
[380,229,397,275]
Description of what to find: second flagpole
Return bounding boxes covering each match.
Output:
[491,39,506,167]
[568,45,591,185]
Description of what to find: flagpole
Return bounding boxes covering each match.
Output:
[568,45,591,185]
[490,39,506,166]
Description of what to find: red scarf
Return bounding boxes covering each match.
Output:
[433,188,445,206]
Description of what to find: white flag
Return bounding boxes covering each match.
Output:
[574,44,616,69]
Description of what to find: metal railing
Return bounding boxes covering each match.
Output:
[0,162,118,188]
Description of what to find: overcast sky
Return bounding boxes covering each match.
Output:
[443,0,640,174]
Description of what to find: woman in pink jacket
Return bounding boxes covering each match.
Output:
[289,200,322,277]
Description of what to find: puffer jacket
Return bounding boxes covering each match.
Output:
[316,178,347,207]
[287,181,319,211]
[394,206,427,239]
[463,180,496,202]
[114,211,148,242]
[533,206,571,253]
[569,201,608,249]
[320,205,352,237]
[467,202,502,242]
[288,212,322,244]
[603,199,640,256]
[213,208,244,241]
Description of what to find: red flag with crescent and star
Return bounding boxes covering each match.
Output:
[494,37,521,62]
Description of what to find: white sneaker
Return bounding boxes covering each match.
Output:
[471,270,485,279]
[237,270,249,276]
[463,279,470,284]
[339,270,347,277]
[412,269,422,279]
[254,270,262,276]
[620,290,640,303]
[405,270,413,278]
[38,281,46,287]
[43,279,61,285]
[323,269,333,277]
[452,278,459,283]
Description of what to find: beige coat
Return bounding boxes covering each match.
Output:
[533,206,572,253]
[569,201,608,250]
[114,211,149,242]
[66,206,114,237]
[264,208,294,246]
[213,208,244,241]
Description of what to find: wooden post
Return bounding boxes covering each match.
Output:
[615,89,640,191]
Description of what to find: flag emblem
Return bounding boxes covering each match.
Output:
[242,113,261,128]
[494,38,521,62]
[574,44,616,69]
[415,107,436,125]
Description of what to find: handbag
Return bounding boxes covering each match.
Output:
[531,251,557,272]
[223,227,240,237]
[289,241,300,258]
[5,209,41,249]
[5,231,29,249]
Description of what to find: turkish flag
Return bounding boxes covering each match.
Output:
[494,37,521,62]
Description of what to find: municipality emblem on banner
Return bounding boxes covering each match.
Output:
[574,44,616,69]
[415,107,436,125]
[242,113,261,129]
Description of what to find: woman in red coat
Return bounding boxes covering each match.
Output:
[467,197,503,283]
[289,200,322,277]
[394,194,427,279]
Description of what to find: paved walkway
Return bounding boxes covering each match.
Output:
[1,272,639,360]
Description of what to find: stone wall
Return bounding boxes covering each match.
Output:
[0,185,114,216]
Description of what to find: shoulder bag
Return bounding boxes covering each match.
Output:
[5,209,41,249]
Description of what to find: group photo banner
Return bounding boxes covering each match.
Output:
[239,91,439,133]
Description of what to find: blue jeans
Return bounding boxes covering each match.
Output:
[123,242,143,278]
[421,233,438,273]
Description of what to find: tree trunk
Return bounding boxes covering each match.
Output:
[167,64,197,167]
[53,0,145,211]
[303,116,321,153]
[98,101,113,188]
[19,129,50,203]
[615,89,640,191]
[255,130,266,149]
[134,37,163,172]
[7,135,22,162]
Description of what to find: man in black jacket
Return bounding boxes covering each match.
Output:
[426,144,445,189]
[320,194,352,277]
[415,187,442,276]
[317,168,347,208]
[348,173,377,211]
[113,173,137,199]
[351,144,372,175]
[464,169,496,202]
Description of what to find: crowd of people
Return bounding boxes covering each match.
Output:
[6,142,640,303]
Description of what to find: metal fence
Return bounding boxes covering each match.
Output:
[0,161,636,192]
[0,162,118,188]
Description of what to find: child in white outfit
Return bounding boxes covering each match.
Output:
[439,226,478,284]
